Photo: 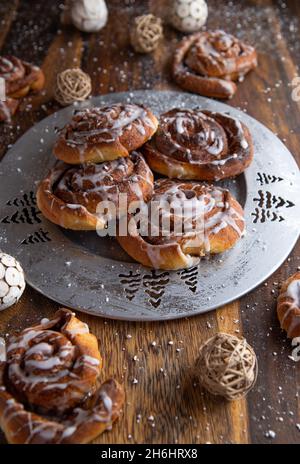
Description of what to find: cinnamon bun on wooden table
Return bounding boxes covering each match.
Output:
[143,108,253,181]
[117,179,245,270]
[0,309,124,444]
[277,272,300,338]
[173,30,257,99]
[53,103,158,164]
[37,152,154,230]
[0,55,45,99]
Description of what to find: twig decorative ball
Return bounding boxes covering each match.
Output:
[170,0,208,33]
[54,68,92,106]
[0,253,25,311]
[196,333,258,401]
[70,0,108,33]
[130,14,163,54]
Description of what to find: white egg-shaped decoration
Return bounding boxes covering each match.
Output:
[0,253,25,310]
[170,0,208,33]
[71,0,108,33]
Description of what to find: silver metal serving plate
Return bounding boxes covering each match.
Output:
[0,91,299,321]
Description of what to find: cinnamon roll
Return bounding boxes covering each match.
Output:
[0,309,124,444]
[0,55,45,99]
[143,108,253,181]
[37,152,154,230]
[53,103,159,164]
[173,30,257,99]
[117,179,245,270]
[277,272,300,338]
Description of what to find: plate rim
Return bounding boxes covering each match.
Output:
[0,89,299,321]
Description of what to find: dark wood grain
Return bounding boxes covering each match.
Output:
[0,0,299,444]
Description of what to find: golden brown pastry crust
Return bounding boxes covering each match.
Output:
[143,109,253,181]
[117,179,245,270]
[0,308,125,444]
[277,272,300,339]
[37,153,154,230]
[53,103,159,164]
[0,55,45,99]
[172,31,257,99]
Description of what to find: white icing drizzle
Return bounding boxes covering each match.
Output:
[63,103,155,147]
[135,181,244,266]
[73,355,100,374]
[5,319,101,413]
[6,329,41,353]
[186,30,255,77]
[25,423,57,444]
[153,109,250,172]
[65,203,82,210]
[3,382,118,443]
[287,280,300,307]
[25,356,68,371]
[54,153,153,223]
[210,154,238,166]
[161,109,225,158]
[0,317,121,444]
[61,426,77,440]
[241,139,248,149]
[0,56,21,79]
[225,115,249,152]
[154,182,243,238]
[80,355,100,365]
[100,390,113,417]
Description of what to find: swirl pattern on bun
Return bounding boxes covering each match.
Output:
[54,103,158,164]
[143,108,253,181]
[173,30,257,99]
[37,152,154,230]
[117,179,245,270]
[0,55,45,99]
[0,309,124,444]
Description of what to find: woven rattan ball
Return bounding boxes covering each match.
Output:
[54,68,92,106]
[196,333,258,401]
[130,14,163,54]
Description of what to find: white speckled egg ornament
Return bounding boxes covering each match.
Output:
[169,0,208,33]
[0,253,25,310]
[71,0,108,33]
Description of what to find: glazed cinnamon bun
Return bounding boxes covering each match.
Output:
[53,103,159,164]
[117,179,245,270]
[277,272,300,338]
[143,108,253,181]
[0,308,124,444]
[173,31,257,99]
[0,55,45,99]
[37,152,154,230]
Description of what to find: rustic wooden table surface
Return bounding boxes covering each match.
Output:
[0,0,299,445]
